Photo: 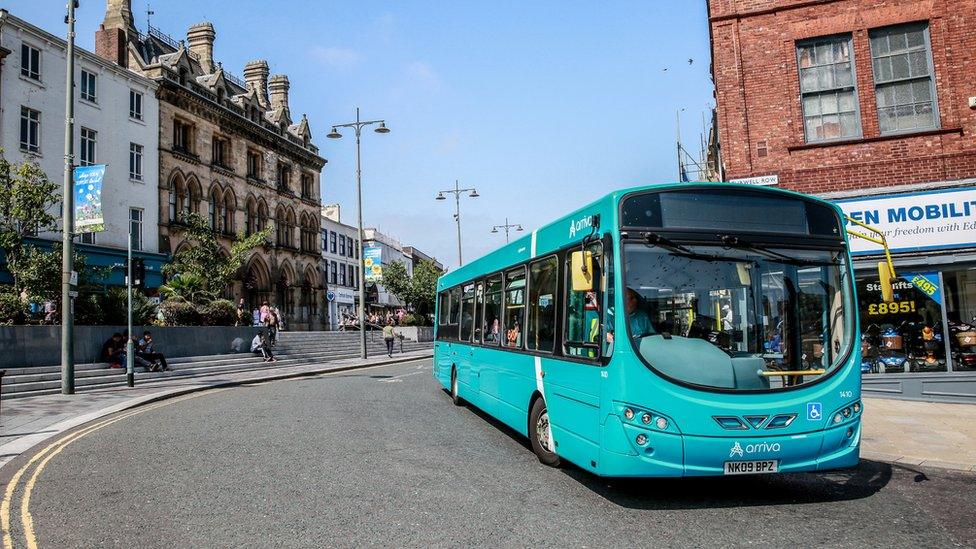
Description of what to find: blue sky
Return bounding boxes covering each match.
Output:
[11,0,715,268]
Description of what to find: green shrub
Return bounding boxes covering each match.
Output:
[400,313,429,327]
[200,299,237,326]
[0,291,25,326]
[73,293,106,326]
[159,298,201,326]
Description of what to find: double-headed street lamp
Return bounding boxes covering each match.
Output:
[435,180,479,267]
[327,108,390,360]
[490,218,523,244]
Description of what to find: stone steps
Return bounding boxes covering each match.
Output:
[0,331,431,400]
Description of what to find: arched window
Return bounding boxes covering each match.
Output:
[276,206,286,246]
[210,187,222,231]
[178,67,188,86]
[216,87,225,104]
[223,191,235,234]
[168,190,177,222]
[258,200,269,232]
[245,197,257,236]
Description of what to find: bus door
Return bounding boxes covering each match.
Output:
[538,247,607,462]
[436,286,462,386]
[458,283,478,393]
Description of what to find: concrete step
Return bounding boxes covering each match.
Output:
[0,343,432,399]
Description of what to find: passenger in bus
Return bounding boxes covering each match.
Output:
[606,288,656,344]
[506,322,521,346]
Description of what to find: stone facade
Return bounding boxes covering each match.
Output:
[708,0,976,196]
[94,0,326,329]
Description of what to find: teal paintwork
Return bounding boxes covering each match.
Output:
[433,182,862,477]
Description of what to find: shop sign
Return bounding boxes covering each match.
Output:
[334,289,356,303]
[838,187,976,255]
[73,164,106,233]
[364,245,383,282]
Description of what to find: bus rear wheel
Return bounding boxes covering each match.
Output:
[529,397,561,467]
[450,366,464,406]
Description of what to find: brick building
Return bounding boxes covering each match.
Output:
[94,0,327,329]
[708,0,976,392]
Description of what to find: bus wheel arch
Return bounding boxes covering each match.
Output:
[528,393,561,467]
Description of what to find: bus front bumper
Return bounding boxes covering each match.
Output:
[596,416,861,477]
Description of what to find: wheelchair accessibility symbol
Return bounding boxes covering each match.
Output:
[807,402,823,421]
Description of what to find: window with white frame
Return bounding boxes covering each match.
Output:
[870,22,939,134]
[797,35,860,142]
[129,208,143,251]
[129,143,144,181]
[80,70,97,103]
[330,232,337,254]
[80,232,96,244]
[330,261,338,284]
[80,128,97,166]
[340,264,347,286]
[339,235,346,256]
[20,107,40,153]
[20,43,40,80]
[129,89,143,120]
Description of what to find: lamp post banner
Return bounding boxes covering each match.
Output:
[364,245,383,282]
[73,164,106,233]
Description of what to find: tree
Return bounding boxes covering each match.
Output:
[0,150,59,293]
[381,260,412,309]
[161,212,271,304]
[380,259,441,319]
[410,260,440,317]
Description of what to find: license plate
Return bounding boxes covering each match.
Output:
[723,460,779,475]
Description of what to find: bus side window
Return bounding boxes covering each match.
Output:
[436,290,450,340]
[604,246,615,358]
[445,286,461,341]
[528,256,558,353]
[482,276,503,345]
[474,281,484,343]
[564,244,603,359]
[461,284,475,342]
[503,267,526,348]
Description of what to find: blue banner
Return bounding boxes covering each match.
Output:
[903,272,942,305]
[363,245,383,282]
[73,164,106,233]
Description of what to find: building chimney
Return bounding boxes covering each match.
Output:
[95,0,135,68]
[268,74,290,113]
[186,22,216,74]
[243,59,270,108]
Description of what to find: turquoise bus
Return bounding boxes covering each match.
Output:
[433,183,880,477]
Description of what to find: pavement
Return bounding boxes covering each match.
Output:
[0,349,434,471]
[861,397,976,472]
[7,358,975,548]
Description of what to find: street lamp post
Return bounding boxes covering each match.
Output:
[61,0,78,395]
[327,108,389,360]
[490,218,524,244]
[435,180,479,267]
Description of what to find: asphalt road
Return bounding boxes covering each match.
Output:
[5,358,975,548]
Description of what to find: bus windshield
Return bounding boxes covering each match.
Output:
[622,243,852,391]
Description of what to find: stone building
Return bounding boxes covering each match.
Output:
[94,0,327,329]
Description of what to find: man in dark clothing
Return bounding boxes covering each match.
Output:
[101,333,124,368]
[137,330,169,371]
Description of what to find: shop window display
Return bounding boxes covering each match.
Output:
[941,269,976,372]
[857,272,947,373]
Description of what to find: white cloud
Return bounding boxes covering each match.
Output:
[310,46,364,69]
[404,61,440,88]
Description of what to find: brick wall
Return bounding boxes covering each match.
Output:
[709,0,976,195]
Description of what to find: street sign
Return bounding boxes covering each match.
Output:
[69,271,78,286]
[730,174,779,186]
[68,290,79,298]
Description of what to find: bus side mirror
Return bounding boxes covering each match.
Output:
[570,250,594,292]
[878,261,895,303]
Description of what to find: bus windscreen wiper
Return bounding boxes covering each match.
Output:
[642,232,753,264]
[717,235,833,266]
[641,232,694,254]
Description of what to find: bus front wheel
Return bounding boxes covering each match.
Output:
[529,397,561,467]
[450,366,464,406]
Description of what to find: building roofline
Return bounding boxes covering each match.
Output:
[0,9,158,90]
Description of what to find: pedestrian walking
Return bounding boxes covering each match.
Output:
[264,310,279,346]
[383,321,396,357]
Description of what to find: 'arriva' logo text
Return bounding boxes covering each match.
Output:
[568,215,594,238]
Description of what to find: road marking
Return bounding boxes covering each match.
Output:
[2,391,221,549]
